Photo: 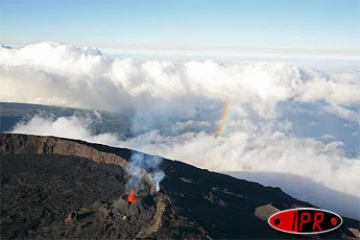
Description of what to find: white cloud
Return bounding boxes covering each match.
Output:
[11,115,120,146]
[1,42,359,120]
[321,134,336,140]
[296,73,360,106]
[323,104,359,122]
[100,45,360,61]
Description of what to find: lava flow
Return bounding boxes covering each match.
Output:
[127,189,138,203]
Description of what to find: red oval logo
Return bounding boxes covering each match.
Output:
[268,208,343,235]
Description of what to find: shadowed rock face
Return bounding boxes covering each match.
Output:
[1,133,130,168]
[0,134,359,239]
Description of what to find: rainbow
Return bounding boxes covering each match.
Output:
[216,100,234,136]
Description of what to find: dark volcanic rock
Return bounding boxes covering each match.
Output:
[0,134,359,239]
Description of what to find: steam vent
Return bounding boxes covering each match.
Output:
[1,134,359,239]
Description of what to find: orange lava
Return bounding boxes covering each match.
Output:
[127,189,138,203]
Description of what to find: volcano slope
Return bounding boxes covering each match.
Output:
[0,134,359,239]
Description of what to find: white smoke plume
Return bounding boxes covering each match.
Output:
[2,42,360,219]
[125,153,165,192]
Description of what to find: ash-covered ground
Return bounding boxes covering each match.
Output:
[0,134,359,239]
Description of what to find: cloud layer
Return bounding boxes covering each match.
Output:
[1,42,359,118]
[1,42,359,219]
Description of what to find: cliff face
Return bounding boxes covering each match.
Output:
[0,134,359,239]
[1,134,129,168]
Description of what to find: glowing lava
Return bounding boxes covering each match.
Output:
[127,189,138,203]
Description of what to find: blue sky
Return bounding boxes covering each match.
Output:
[0,0,359,51]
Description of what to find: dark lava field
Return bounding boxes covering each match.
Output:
[1,133,359,239]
